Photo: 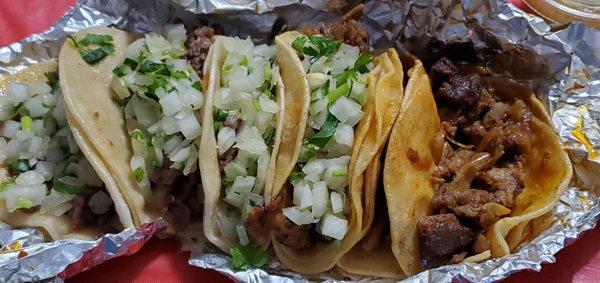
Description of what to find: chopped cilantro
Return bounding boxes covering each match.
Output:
[230,244,267,271]
[293,35,341,57]
[326,83,350,103]
[306,114,338,149]
[44,72,59,92]
[288,172,303,183]
[172,71,187,79]
[332,169,347,177]
[131,129,148,144]
[214,121,223,134]
[139,60,170,76]
[69,33,116,65]
[192,81,203,92]
[0,177,16,192]
[54,181,92,195]
[20,116,32,131]
[216,109,230,122]
[355,52,373,73]
[252,99,261,111]
[133,167,145,183]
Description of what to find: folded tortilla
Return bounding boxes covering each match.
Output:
[0,59,134,240]
[267,31,404,274]
[384,58,572,276]
[200,36,286,252]
[59,26,206,237]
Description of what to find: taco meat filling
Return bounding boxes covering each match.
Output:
[186,26,215,74]
[0,72,120,235]
[417,57,532,268]
[111,25,209,233]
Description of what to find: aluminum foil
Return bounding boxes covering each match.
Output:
[1,0,600,282]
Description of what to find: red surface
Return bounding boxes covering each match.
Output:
[0,0,596,282]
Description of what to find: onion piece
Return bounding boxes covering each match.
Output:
[330,96,363,127]
[318,213,348,240]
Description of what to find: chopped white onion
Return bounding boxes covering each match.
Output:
[235,126,267,155]
[217,126,236,155]
[236,224,250,245]
[159,92,184,116]
[15,170,45,185]
[311,181,329,218]
[330,191,344,214]
[299,182,314,209]
[283,207,317,225]
[319,213,348,240]
[330,96,363,127]
[306,72,330,90]
[176,111,201,140]
[334,124,354,147]
[258,94,279,114]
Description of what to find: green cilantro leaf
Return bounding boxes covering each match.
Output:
[54,181,93,195]
[133,167,145,183]
[230,244,268,271]
[69,33,116,65]
[44,72,59,92]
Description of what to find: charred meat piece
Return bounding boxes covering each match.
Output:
[431,57,459,76]
[417,214,473,267]
[437,74,484,108]
[185,26,215,74]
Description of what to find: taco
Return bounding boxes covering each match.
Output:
[199,36,286,252]
[221,13,404,272]
[0,60,134,240]
[59,25,209,236]
[384,57,572,275]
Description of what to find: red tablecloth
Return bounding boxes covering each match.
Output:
[1,1,598,282]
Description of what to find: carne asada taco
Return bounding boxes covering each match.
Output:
[199,36,286,252]
[59,25,208,235]
[384,57,572,275]
[0,60,135,240]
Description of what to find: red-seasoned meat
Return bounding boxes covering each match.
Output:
[185,26,215,74]
[320,19,368,52]
[417,214,473,266]
[244,190,312,249]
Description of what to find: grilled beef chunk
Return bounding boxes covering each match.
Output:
[437,74,484,108]
[245,187,313,249]
[421,57,533,267]
[185,26,215,74]
[431,57,459,76]
[418,214,473,267]
[150,162,202,233]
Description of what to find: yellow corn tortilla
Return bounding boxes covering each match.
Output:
[383,58,572,276]
[269,31,404,274]
[199,36,286,252]
[0,59,134,240]
[336,49,406,278]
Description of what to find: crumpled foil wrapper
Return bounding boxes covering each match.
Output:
[1,0,600,282]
